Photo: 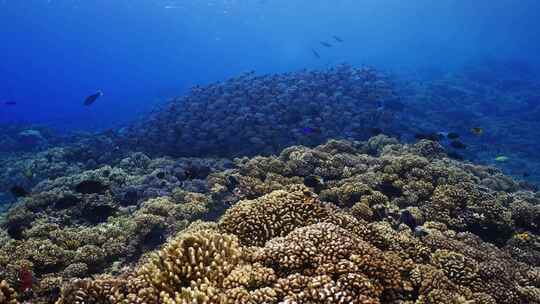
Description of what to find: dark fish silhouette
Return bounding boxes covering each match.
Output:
[414,226,429,238]
[75,180,109,194]
[370,127,383,135]
[303,175,324,193]
[320,41,333,48]
[10,186,29,198]
[302,127,322,135]
[4,101,16,106]
[447,151,464,160]
[415,133,443,142]
[311,48,320,59]
[332,35,344,42]
[470,127,484,136]
[84,91,103,106]
[447,132,460,140]
[450,140,467,149]
[384,100,406,112]
[399,209,419,229]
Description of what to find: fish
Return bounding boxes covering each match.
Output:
[399,209,418,229]
[384,100,406,112]
[470,127,484,136]
[4,100,16,106]
[447,151,464,160]
[302,127,322,135]
[370,127,383,135]
[414,226,429,238]
[523,172,530,178]
[332,35,343,42]
[447,132,460,140]
[414,133,443,142]
[75,180,109,194]
[226,175,239,190]
[10,186,29,198]
[303,175,325,193]
[84,90,103,106]
[320,41,333,48]
[311,48,321,59]
[450,140,467,149]
[495,155,509,162]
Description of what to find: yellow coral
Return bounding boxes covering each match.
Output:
[0,280,18,304]
[134,229,242,302]
[219,187,328,246]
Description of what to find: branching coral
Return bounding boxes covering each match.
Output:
[128,229,242,303]
[254,222,408,302]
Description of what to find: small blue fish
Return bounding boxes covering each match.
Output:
[302,127,322,135]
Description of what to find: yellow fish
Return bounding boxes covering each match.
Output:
[471,127,484,136]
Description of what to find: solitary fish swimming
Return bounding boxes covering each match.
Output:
[450,140,467,149]
[470,127,484,136]
[311,48,321,59]
[320,41,333,48]
[446,132,460,140]
[10,185,29,198]
[332,35,344,42]
[495,155,509,162]
[84,90,103,106]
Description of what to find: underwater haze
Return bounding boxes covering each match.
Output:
[3,1,540,303]
[1,0,540,130]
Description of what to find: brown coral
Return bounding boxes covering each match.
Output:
[129,229,242,303]
[4,139,540,304]
[255,222,406,302]
[0,280,18,304]
[219,187,329,246]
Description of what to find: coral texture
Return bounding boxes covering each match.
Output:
[2,139,539,303]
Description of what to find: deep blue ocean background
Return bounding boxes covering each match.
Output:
[1,0,540,131]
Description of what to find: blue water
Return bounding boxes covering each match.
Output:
[1,0,539,131]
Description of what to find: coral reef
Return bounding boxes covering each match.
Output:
[54,187,539,303]
[31,139,538,304]
[1,116,540,303]
[0,153,232,303]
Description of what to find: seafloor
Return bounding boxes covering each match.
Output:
[0,64,539,304]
